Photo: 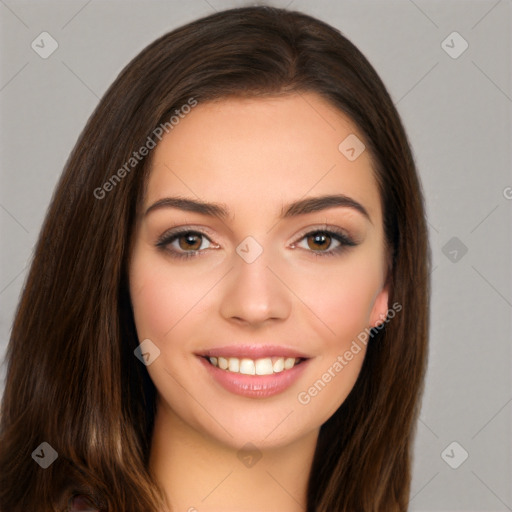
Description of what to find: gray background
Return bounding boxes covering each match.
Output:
[1,0,511,510]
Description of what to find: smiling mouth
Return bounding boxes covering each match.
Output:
[204,356,306,375]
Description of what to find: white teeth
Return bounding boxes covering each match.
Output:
[284,357,295,370]
[273,358,284,373]
[207,355,302,375]
[239,358,256,375]
[228,357,239,372]
[255,358,274,375]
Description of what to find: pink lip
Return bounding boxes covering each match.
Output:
[197,344,311,359]
[198,356,311,398]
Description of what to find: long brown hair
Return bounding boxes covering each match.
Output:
[0,6,430,511]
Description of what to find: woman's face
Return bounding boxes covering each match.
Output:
[129,92,389,450]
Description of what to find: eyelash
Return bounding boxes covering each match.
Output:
[155,226,357,260]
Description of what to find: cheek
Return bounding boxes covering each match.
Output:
[129,252,210,340]
[293,256,381,419]
[293,250,384,346]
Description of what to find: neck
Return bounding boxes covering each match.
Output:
[149,398,318,512]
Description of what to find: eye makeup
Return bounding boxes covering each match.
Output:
[155,224,358,260]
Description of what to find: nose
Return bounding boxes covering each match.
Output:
[219,241,291,327]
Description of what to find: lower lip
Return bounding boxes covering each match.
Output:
[198,356,310,398]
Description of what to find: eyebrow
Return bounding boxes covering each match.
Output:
[144,194,372,223]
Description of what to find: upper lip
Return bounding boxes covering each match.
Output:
[197,344,311,360]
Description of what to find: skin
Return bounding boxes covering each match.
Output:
[128,92,390,512]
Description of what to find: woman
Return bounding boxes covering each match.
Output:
[0,5,430,512]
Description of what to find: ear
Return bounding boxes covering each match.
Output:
[369,282,390,328]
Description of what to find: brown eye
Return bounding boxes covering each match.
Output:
[306,232,333,251]
[177,233,203,251]
[156,229,218,260]
[293,229,356,257]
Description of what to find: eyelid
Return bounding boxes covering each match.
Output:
[290,224,357,254]
[291,223,353,242]
[156,225,216,244]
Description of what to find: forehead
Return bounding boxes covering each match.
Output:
[144,93,382,226]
